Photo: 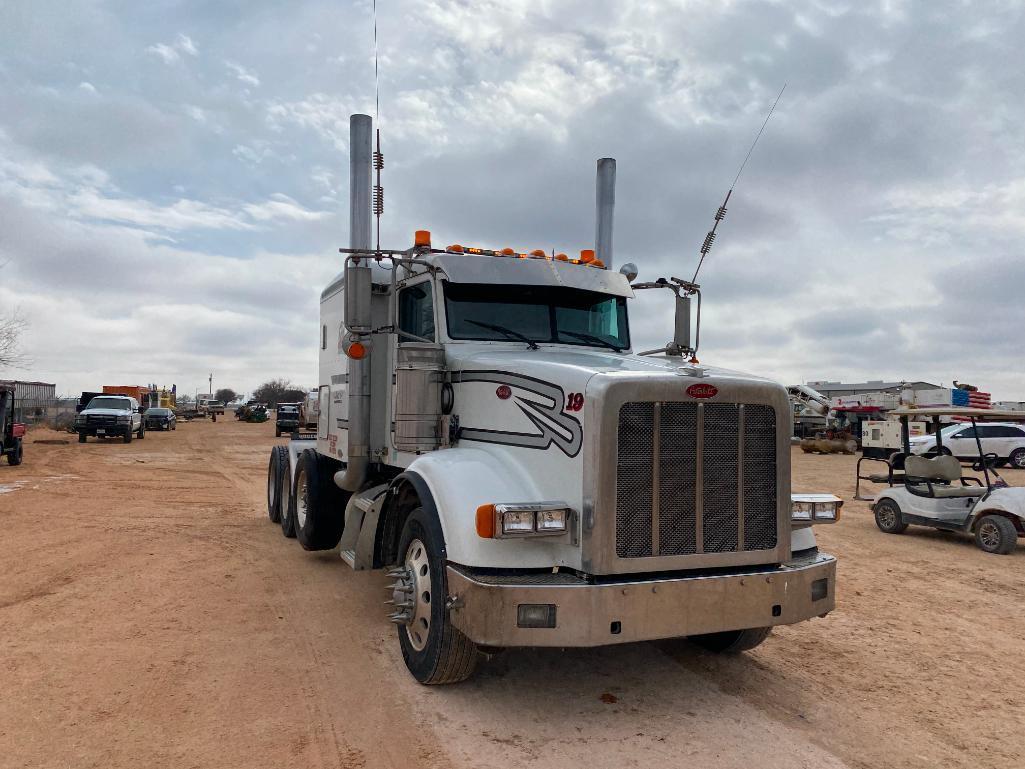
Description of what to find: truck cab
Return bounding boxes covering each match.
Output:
[76,395,145,443]
[265,112,839,684]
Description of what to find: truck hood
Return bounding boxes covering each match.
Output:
[446,344,783,393]
[80,408,132,417]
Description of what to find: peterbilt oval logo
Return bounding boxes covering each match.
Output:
[686,383,718,399]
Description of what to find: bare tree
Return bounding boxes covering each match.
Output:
[0,309,29,368]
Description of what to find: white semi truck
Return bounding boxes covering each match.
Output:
[265,114,841,684]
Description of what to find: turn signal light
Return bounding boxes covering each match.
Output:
[476,504,496,538]
[345,341,367,360]
[414,230,431,247]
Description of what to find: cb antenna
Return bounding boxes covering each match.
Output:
[691,83,786,284]
[371,0,384,251]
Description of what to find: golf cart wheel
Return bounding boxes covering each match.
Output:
[874,499,908,534]
[396,508,479,685]
[1009,448,1025,470]
[691,627,772,653]
[974,514,1018,555]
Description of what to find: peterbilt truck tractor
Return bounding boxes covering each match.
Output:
[265,113,841,684]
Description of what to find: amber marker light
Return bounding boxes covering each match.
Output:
[530,249,546,257]
[555,253,568,261]
[447,244,464,252]
[591,259,605,269]
[414,229,431,247]
[346,341,367,359]
[475,504,496,538]
[579,249,595,264]
[500,248,515,255]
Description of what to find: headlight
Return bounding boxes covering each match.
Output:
[477,503,572,538]
[117,415,131,423]
[791,494,843,524]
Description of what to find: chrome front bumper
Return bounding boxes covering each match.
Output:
[446,551,836,648]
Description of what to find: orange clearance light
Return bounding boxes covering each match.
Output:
[530,249,546,257]
[500,247,515,255]
[346,341,367,360]
[555,253,568,261]
[579,249,595,263]
[447,244,464,252]
[414,230,431,247]
[475,504,496,538]
[690,355,700,364]
[591,259,605,269]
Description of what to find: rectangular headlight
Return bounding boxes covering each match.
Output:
[501,509,535,535]
[536,508,568,533]
[791,494,843,524]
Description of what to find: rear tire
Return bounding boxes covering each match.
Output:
[7,439,22,465]
[691,627,772,653]
[1009,448,1025,470]
[974,514,1018,555]
[874,499,908,534]
[137,423,145,439]
[123,429,132,444]
[396,508,479,684]
[267,446,288,523]
[78,433,87,443]
[293,450,347,551]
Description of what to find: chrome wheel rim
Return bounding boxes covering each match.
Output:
[267,467,276,511]
[979,521,1000,550]
[878,504,897,529]
[403,538,433,651]
[1013,453,1025,469]
[296,469,309,528]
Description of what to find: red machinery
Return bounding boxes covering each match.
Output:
[0,385,25,466]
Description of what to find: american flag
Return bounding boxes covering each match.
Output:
[951,389,992,408]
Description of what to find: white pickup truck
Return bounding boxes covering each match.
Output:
[75,395,145,443]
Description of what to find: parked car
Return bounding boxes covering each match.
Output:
[275,403,301,437]
[909,422,1025,468]
[143,407,177,431]
[75,395,145,443]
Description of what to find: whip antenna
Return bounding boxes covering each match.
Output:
[371,0,384,251]
[691,83,786,284]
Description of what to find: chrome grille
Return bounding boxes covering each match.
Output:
[615,402,777,559]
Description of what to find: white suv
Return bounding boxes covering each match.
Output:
[908,422,1025,469]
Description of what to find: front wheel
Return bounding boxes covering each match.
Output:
[123,429,132,444]
[137,424,145,439]
[395,508,479,685]
[874,499,908,534]
[974,514,1018,555]
[690,627,772,653]
[7,439,22,465]
[78,433,87,444]
[1009,448,1025,470]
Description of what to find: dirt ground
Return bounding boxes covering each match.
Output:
[1,418,1022,769]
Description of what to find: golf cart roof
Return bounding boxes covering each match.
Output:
[889,407,1025,421]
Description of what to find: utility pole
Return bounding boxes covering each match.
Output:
[209,373,213,398]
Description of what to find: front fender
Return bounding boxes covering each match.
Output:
[971,487,1025,525]
[405,448,582,570]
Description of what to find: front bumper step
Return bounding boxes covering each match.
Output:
[446,552,836,648]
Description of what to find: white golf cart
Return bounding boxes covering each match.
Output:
[868,407,1025,555]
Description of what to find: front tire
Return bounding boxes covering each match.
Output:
[293,450,347,551]
[78,433,87,443]
[874,499,908,534]
[123,429,132,444]
[396,508,479,684]
[267,446,288,523]
[137,423,145,439]
[691,627,772,653]
[1009,448,1025,470]
[7,439,22,465]
[974,514,1018,555]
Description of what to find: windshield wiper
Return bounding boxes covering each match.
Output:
[466,320,539,350]
[559,330,623,352]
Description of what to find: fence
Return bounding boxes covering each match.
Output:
[11,398,80,429]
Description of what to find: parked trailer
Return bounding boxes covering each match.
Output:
[266,113,841,685]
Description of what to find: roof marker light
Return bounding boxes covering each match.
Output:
[555,253,568,261]
[530,249,546,257]
[501,248,515,255]
[592,259,605,269]
[579,249,595,263]
[447,244,464,252]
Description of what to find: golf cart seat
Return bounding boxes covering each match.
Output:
[904,455,986,498]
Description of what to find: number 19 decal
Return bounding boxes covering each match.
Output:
[566,392,584,412]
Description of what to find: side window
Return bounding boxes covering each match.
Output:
[321,325,327,350]
[398,282,436,341]
[952,428,974,439]
[990,426,1024,438]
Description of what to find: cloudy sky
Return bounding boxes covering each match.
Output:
[1,0,1023,400]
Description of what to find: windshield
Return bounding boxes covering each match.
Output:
[86,397,131,410]
[279,406,298,413]
[147,408,169,416]
[443,283,629,349]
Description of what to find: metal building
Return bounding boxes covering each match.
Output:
[0,379,56,402]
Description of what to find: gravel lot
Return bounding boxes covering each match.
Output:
[1,418,1022,769]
